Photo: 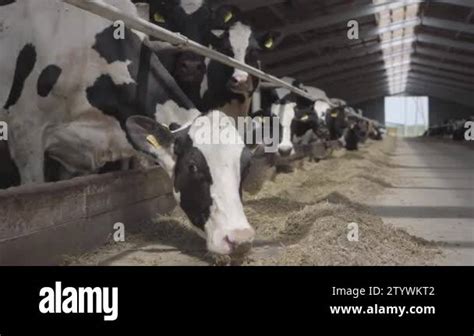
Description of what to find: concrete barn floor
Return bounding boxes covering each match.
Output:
[365,138,474,265]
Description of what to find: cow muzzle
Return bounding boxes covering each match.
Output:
[175,54,206,83]
[224,228,255,255]
[278,145,293,157]
[208,226,255,256]
[228,71,252,94]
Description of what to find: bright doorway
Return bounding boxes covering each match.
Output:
[385,97,429,137]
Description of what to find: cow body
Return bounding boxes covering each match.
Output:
[1,0,200,183]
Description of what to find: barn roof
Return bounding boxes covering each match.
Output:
[222,0,474,107]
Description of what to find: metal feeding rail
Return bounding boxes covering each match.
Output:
[64,0,381,125]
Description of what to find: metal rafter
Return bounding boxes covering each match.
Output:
[309,61,411,86]
[330,70,474,98]
[298,49,413,82]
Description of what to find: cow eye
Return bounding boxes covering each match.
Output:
[264,36,274,49]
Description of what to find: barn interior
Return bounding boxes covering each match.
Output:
[0,0,472,266]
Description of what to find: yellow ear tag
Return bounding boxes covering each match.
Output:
[265,37,274,49]
[224,11,233,23]
[331,112,338,117]
[153,12,165,23]
[146,134,161,149]
[301,115,309,121]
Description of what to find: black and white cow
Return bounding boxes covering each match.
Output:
[325,101,364,151]
[259,78,331,157]
[369,124,384,141]
[201,7,279,119]
[295,85,332,150]
[326,105,347,141]
[344,116,362,151]
[0,0,254,255]
[144,0,212,108]
[449,118,473,141]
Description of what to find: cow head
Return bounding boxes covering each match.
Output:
[126,111,255,255]
[344,117,362,151]
[207,6,281,95]
[313,100,331,120]
[264,79,308,157]
[326,106,348,140]
[149,0,212,85]
[248,108,283,150]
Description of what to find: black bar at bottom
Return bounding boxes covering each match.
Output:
[0,267,472,334]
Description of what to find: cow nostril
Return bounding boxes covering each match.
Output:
[180,61,204,72]
[279,148,292,157]
[224,236,252,255]
[224,236,237,250]
[232,242,252,255]
[224,231,254,254]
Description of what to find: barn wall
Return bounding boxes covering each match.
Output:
[428,98,473,126]
[355,97,473,127]
[354,98,386,124]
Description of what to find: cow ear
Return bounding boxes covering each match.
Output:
[257,31,283,50]
[125,116,176,174]
[212,5,240,28]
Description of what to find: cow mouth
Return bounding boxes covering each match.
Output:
[223,236,253,256]
[228,80,253,95]
[177,73,205,84]
[229,86,252,95]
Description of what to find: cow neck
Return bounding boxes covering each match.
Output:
[220,95,252,123]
